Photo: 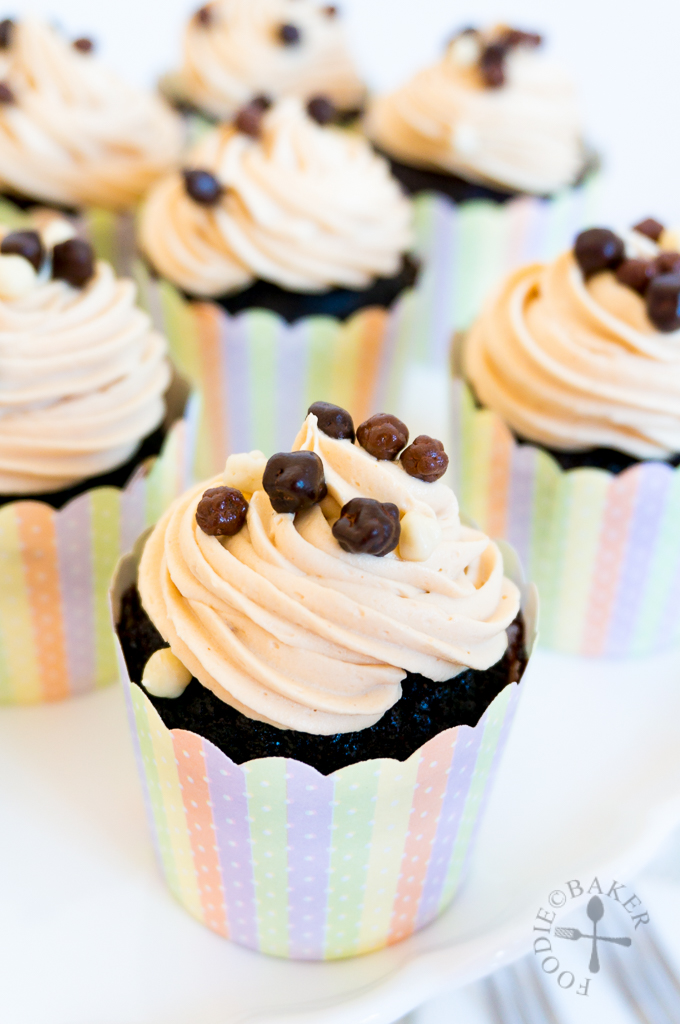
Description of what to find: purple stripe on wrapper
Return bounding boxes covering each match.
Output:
[285,760,335,960]
[220,314,251,456]
[415,720,485,929]
[54,495,95,695]
[203,740,259,950]
[506,443,538,570]
[605,464,672,657]
[120,472,147,555]
[275,320,308,452]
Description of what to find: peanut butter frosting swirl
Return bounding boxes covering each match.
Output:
[139,97,413,297]
[364,30,584,196]
[465,248,680,458]
[162,0,365,121]
[138,414,520,735]
[0,255,171,494]
[0,18,182,211]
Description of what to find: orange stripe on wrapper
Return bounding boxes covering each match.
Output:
[172,729,229,937]
[386,745,455,945]
[15,502,69,702]
[351,308,389,426]
[582,470,640,657]
[193,303,228,473]
[486,417,513,540]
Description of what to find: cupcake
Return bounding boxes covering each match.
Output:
[0,17,182,212]
[0,210,190,705]
[114,402,535,958]
[457,218,680,656]
[363,25,599,362]
[161,0,365,124]
[137,95,418,463]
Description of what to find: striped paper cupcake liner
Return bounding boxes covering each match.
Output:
[0,395,200,705]
[451,379,680,657]
[111,537,537,960]
[131,263,434,477]
[410,173,601,368]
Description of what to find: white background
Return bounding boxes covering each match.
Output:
[18,0,680,228]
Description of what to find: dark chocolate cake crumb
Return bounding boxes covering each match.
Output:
[213,254,419,324]
[118,585,527,775]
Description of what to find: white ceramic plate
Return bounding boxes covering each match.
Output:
[2,645,680,1024]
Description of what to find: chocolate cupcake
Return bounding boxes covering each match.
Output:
[365,25,590,203]
[455,218,680,656]
[114,404,535,957]
[139,95,415,323]
[0,17,182,212]
[0,209,187,705]
[161,0,365,123]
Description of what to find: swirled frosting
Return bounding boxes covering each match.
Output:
[0,224,171,494]
[364,30,584,196]
[138,97,413,297]
[162,0,365,121]
[465,246,680,458]
[138,414,520,735]
[0,18,182,211]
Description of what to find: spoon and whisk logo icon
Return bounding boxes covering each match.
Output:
[555,896,632,973]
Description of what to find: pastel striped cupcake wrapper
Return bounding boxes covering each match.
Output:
[411,173,601,367]
[112,540,537,960]
[0,398,200,705]
[451,379,680,657]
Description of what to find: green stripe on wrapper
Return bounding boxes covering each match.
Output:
[243,759,290,957]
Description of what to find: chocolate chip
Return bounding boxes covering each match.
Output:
[0,19,14,49]
[195,4,213,26]
[615,258,655,295]
[235,102,265,138]
[182,168,224,206]
[196,486,248,536]
[0,230,44,272]
[401,436,449,482]
[263,452,327,514]
[0,81,15,104]
[52,238,95,288]
[73,37,94,53]
[332,498,400,557]
[501,28,542,48]
[278,23,301,45]
[357,413,409,461]
[308,401,355,441]
[252,94,272,111]
[633,217,664,242]
[307,95,336,125]
[646,274,680,332]
[322,5,339,16]
[653,252,680,276]
[574,228,625,278]
[479,43,507,87]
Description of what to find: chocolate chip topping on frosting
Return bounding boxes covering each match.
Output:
[465,223,680,458]
[0,18,182,210]
[139,96,413,297]
[162,0,365,121]
[365,24,584,196]
[0,215,170,494]
[138,410,519,734]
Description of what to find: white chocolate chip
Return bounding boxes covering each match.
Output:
[224,450,267,497]
[41,218,77,249]
[398,511,442,562]
[449,33,481,67]
[625,230,658,260]
[660,228,680,253]
[142,648,192,699]
[0,253,37,300]
[454,123,479,157]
